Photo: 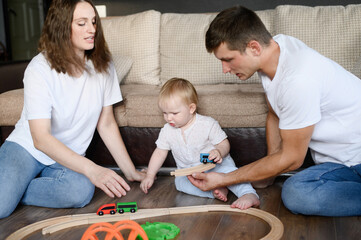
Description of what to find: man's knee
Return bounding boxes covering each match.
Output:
[281,176,303,213]
[281,176,322,215]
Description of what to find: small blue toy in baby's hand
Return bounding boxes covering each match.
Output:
[200,153,214,163]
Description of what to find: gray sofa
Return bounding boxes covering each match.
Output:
[1,4,361,170]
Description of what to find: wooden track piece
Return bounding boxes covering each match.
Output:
[170,163,215,176]
[6,215,72,240]
[9,205,284,240]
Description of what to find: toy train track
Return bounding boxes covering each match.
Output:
[6,205,283,240]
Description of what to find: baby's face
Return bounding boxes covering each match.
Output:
[159,95,195,129]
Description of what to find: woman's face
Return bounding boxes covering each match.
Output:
[71,2,96,58]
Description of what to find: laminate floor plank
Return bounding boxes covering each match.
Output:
[334,216,361,240]
[1,175,359,240]
[279,202,336,240]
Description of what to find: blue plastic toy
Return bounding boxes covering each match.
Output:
[200,153,214,163]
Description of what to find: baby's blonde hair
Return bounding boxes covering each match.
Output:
[159,78,198,107]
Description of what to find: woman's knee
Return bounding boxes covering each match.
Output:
[64,177,94,208]
[43,164,95,208]
[0,207,15,219]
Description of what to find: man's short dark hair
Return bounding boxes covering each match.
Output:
[206,6,272,53]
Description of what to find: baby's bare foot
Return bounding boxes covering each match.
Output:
[231,193,260,210]
[213,187,228,202]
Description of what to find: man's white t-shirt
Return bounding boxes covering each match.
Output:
[260,34,361,167]
[7,53,122,165]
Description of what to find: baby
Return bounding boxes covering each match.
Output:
[140,78,260,209]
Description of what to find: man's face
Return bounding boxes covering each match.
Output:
[214,42,259,81]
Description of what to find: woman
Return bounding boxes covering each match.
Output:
[0,0,144,219]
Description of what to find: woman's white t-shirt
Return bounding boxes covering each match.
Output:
[260,34,361,167]
[7,53,122,165]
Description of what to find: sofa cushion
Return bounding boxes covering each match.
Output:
[101,10,161,85]
[0,89,23,126]
[274,4,361,73]
[112,55,133,84]
[351,55,361,79]
[0,88,127,127]
[159,10,274,85]
[118,84,267,128]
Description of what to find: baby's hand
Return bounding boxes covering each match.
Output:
[140,175,155,194]
[208,149,223,164]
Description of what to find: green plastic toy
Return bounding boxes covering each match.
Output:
[137,222,180,240]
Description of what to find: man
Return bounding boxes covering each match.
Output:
[188,5,361,216]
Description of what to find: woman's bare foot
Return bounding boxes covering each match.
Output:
[230,193,260,210]
[213,187,228,202]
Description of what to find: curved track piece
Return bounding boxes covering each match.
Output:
[7,205,283,240]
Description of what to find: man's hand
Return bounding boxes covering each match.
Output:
[187,171,225,191]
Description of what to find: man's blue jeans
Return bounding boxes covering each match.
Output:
[282,162,361,216]
[0,141,95,219]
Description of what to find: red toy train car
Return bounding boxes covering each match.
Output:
[97,202,138,216]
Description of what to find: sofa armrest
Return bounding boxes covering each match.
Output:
[0,60,29,94]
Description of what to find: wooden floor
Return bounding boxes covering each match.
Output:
[1,174,360,240]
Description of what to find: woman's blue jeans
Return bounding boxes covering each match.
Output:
[0,141,95,219]
[282,162,361,216]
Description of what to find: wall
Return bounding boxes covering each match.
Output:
[0,0,5,48]
[1,0,361,61]
[93,0,361,16]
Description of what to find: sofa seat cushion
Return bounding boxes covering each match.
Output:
[0,85,267,129]
[0,89,24,126]
[0,88,127,127]
[118,83,267,128]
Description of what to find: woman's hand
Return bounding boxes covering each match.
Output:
[87,164,131,198]
[124,169,147,182]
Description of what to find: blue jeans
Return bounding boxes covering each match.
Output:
[0,141,95,219]
[282,162,361,216]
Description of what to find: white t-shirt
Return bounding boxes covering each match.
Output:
[156,114,229,169]
[260,34,361,167]
[7,53,122,165]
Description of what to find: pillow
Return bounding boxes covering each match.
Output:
[351,56,361,79]
[101,10,161,85]
[274,4,361,73]
[112,55,133,84]
[159,10,274,85]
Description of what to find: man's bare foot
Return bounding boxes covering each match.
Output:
[252,177,275,189]
[213,187,228,202]
[230,193,260,210]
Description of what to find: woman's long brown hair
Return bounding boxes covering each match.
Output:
[38,0,111,76]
